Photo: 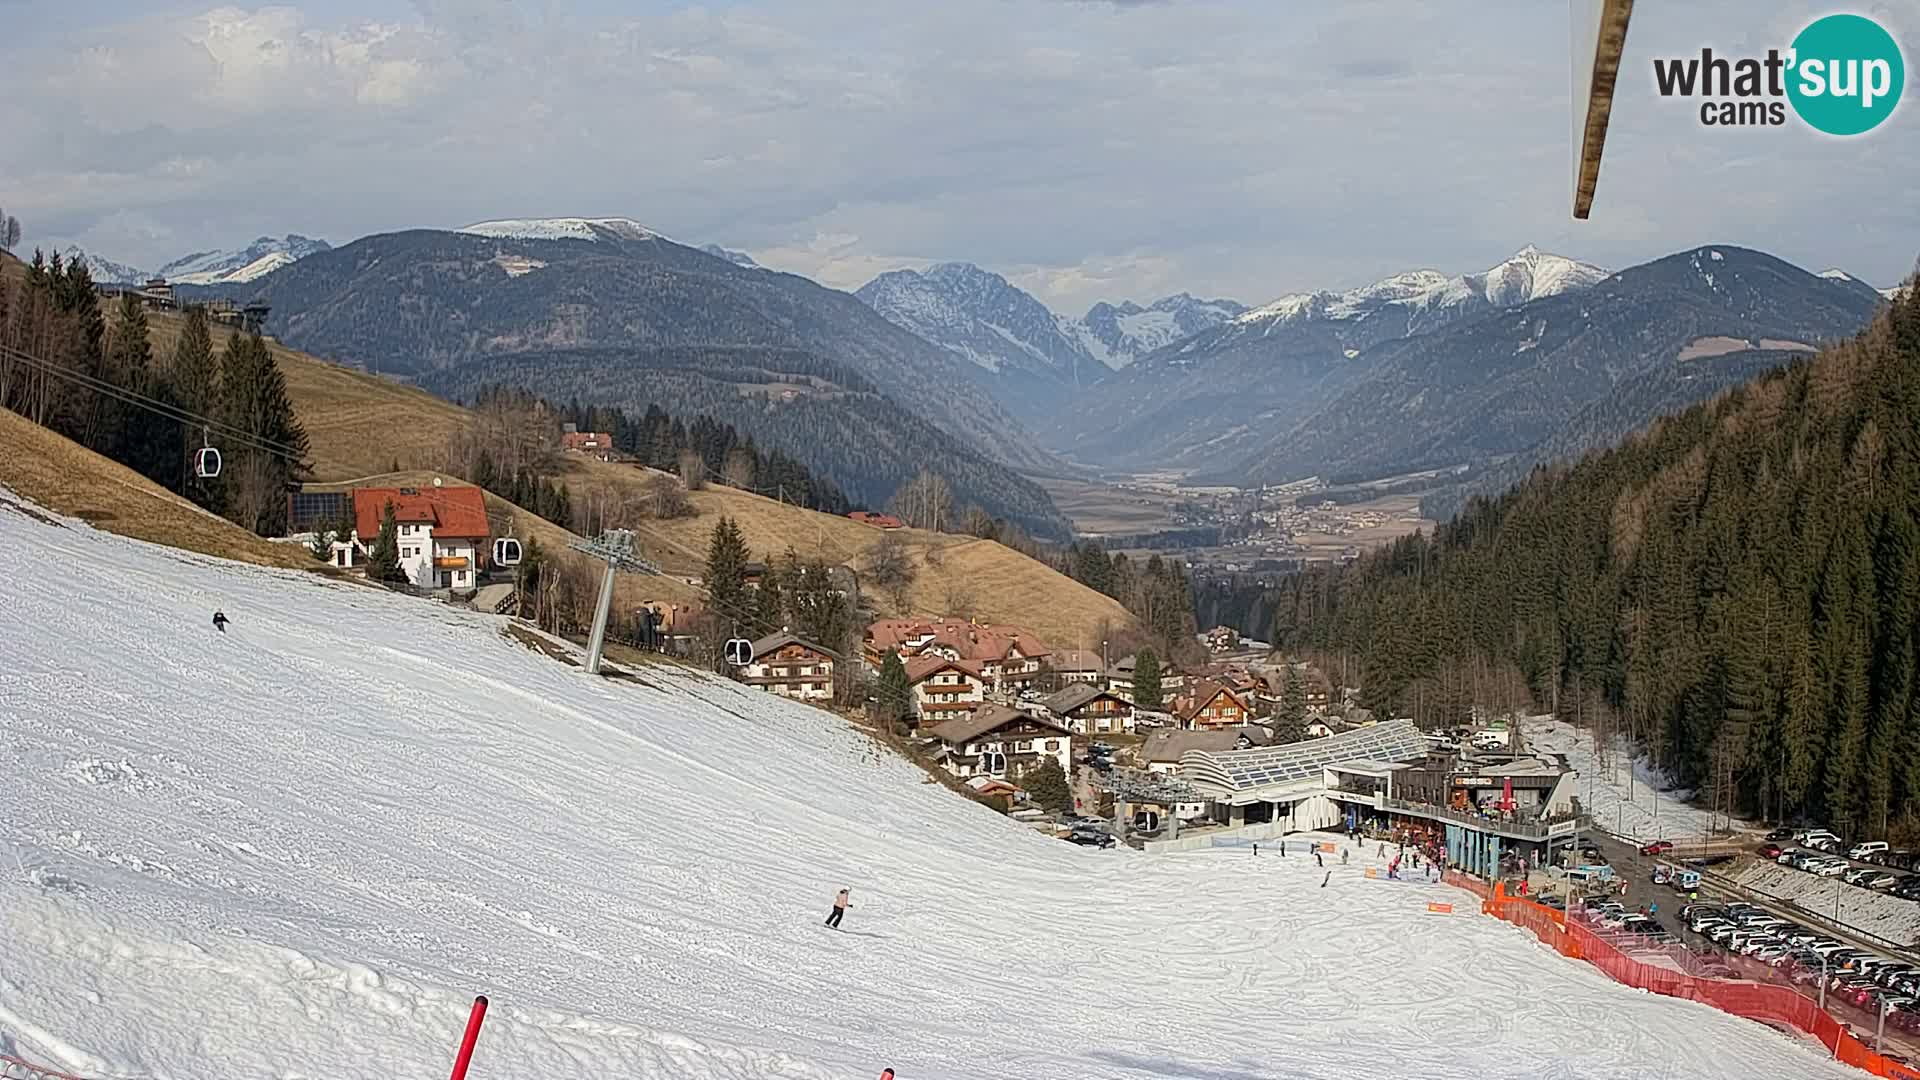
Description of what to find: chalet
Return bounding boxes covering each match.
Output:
[1138,729,1240,820]
[337,484,490,591]
[1049,649,1104,685]
[560,431,616,458]
[741,630,836,702]
[1039,683,1135,735]
[1204,625,1241,653]
[1104,654,1186,704]
[847,511,905,529]
[904,655,989,726]
[926,705,1072,782]
[864,618,1051,694]
[1175,678,1253,732]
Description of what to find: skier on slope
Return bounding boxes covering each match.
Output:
[212,610,229,633]
[826,886,851,930]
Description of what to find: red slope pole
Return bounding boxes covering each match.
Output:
[450,994,490,1080]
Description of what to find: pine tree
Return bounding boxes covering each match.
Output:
[1021,757,1072,813]
[876,649,912,733]
[1134,648,1163,711]
[704,516,751,632]
[1277,665,1308,741]
[167,306,221,507]
[754,550,786,633]
[367,502,405,584]
[220,330,309,535]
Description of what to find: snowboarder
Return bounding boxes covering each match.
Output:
[1252,842,1259,857]
[1377,842,1386,859]
[880,1071,894,1080]
[1315,850,1324,868]
[826,887,851,930]
[212,610,228,633]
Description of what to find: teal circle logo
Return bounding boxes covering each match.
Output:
[1787,14,1904,135]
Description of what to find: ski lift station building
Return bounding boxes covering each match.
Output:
[1168,720,1583,876]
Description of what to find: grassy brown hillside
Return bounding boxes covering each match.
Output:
[0,406,317,570]
[146,310,464,479]
[249,328,1135,647]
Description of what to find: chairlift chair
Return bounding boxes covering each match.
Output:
[493,537,523,567]
[724,638,753,666]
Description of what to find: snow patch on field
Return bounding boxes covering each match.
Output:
[0,496,1858,1079]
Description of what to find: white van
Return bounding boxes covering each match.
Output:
[1849,840,1890,860]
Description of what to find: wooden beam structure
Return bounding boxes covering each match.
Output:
[1571,0,1635,219]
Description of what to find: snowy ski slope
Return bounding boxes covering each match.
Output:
[0,492,1859,1080]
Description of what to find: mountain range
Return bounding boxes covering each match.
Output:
[64,234,331,287]
[224,223,1071,534]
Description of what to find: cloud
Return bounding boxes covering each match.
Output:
[4,0,1917,311]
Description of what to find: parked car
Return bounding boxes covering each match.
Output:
[1065,829,1116,849]
[1759,842,1784,858]
[1765,827,1795,841]
[1850,841,1891,860]
[1641,839,1676,855]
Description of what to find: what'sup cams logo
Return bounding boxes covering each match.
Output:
[1653,13,1904,134]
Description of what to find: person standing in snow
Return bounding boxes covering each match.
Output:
[826,887,851,930]
[212,610,229,632]
[1252,842,1259,857]
[1341,848,1349,866]
[1314,850,1323,868]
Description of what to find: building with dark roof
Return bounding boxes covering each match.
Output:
[742,630,837,703]
[926,705,1071,783]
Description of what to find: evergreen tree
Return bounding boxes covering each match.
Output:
[1134,648,1163,711]
[791,557,852,653]
[754,550,786,632]
[367,502,405,584]
[876,649,912,733]
[704,516,751,632]
[168,306,221,507]
[1021,757,1073,813]
[220,331,309,535]
[103,292,180,487]
[1277,665,1308,740]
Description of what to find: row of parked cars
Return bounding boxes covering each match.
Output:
[1682,902,1920,1030]
[1574,900,1671,941]
[1760,827,1920,901]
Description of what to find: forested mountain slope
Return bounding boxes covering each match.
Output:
[1273,283,1920,834]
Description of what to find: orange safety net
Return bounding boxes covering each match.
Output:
[1469,889,1920,1080]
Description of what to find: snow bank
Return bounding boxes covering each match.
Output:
[0,496,1856,1079]
[1729,860,1920,948]
[1526,717,1741,842]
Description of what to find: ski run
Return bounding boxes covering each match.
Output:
[0,491,1860,1079]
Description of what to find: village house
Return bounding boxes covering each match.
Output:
[1049,649,1105,685]
[1175,678,1253,732]
[1138,729,1241,821]
[865,618,1051,695]
[1039,683,1136,735]
[846,511,904,529]
[904,655,989,728]
[926,704,1072,782]
[336,484,489,591]
[560,428,616,459]
[1203,625,1241,653]
[1104,653,1187,704]
[741,631,837,703]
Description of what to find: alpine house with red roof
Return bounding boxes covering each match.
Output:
[335,484,491,591]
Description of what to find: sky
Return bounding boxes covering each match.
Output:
[2,0,1916,313]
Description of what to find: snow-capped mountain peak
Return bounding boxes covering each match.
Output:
[856,262,1090,381]
[458,217,666,243]
[158,235,331,285]
[1233,247,1607,332]
[700,243,759,268]
[59,247,149,286]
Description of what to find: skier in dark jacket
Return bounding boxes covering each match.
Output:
[212,611,229,633]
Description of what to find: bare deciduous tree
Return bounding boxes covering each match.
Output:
[678,450,708,490]
[888,469,954,533]
[647,473,694,519]
[722,447,755,489]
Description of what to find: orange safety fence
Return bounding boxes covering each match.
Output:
[1473,885,1920,1080]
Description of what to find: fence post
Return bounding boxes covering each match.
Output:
[450,994,490,1080]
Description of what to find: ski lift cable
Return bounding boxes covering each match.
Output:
[0,343,310,462]
[0,344,307,461]
[2,344,309,460]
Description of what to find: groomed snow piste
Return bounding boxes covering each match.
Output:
[0,492,1859,1080]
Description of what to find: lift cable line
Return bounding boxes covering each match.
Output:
[0,342,311,463]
